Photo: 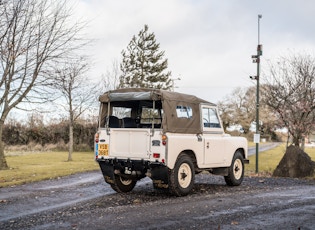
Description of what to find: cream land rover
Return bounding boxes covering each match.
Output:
[94,88,248,196]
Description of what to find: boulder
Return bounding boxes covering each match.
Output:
[273,145,315,178]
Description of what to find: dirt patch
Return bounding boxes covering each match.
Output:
[273,145,315,178]
[1,173,314,230]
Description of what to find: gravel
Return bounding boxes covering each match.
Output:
[0,171,314,230]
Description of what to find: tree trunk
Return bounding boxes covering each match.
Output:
[0,123,9,170]
[293,135,300,147]
[68,124,73,161]
[0,144,9,170]
[286,132,290,148]
[301,136,305,151]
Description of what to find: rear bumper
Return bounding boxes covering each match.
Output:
[97,158,166,182]
[244,159,250,164]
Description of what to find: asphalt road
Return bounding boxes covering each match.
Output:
[0,171,314,230]
[248,142,281,156]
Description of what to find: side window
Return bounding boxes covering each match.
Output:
[176,105,192,118]
[202,107,221,128]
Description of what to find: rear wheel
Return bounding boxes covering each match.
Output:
[110,175,137,193]
[169,154,195,196]
[224,151,244,186]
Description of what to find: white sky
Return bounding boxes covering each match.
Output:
[74,0,315,103]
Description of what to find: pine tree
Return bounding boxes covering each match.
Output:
[119,25,172,90]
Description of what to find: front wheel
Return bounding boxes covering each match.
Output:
[224,151,244,186]
[169,154,195,196]
[110,175,137,193]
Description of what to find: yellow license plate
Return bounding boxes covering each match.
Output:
[98,144,109,156]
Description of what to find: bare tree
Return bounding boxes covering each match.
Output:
[218,87,255,133]
[219,86,277,137]
[52,57,97,161]
[263,54,315,148]
[101,59,121,91]
[0,0,85,169]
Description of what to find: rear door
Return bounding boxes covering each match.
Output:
[109,129,151,160]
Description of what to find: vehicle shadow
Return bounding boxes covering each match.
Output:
[95,174,234,207]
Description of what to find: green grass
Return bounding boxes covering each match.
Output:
[246,144,315,178]
[1,144,315,188]
[0,151,99,187]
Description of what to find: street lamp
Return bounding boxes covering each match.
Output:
[250,14,262,173]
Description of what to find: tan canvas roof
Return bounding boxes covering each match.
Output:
[99,88,216,134]
[99,88,213,104]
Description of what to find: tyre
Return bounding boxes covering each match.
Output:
[110,175,137,193]
[224,151,244,186]
[169,154,195,196]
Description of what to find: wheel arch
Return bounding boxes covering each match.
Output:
[225,148,246,167]
[168,149,197,170]
[236,148,245,159]
[181,150,198,170]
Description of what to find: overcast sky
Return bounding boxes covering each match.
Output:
[74,0,315,103]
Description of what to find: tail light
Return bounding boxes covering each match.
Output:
[162,134,167,146]
[95,133,99,143]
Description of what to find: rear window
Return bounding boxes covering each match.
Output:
[112,107,131,119]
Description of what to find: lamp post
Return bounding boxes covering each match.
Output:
[250,14,262,173]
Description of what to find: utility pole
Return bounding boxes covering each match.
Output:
[250,14,262,173]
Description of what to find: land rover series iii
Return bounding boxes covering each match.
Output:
[95,88,248,196]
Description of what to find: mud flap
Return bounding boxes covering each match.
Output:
[150,165,169,189]
[212,167,229,176]
[98,161,115,185]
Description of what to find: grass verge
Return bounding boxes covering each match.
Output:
[0,152,99,188]
[246,143,315,179]
[1,144,315,188]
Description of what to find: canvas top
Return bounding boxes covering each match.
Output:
[99,88,216,134]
